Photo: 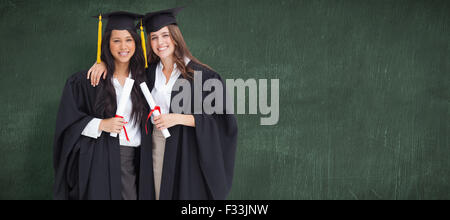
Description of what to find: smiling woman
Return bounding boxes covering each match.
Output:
[109,30,136,65]
[53,11,152,200]
[149,27,174,63]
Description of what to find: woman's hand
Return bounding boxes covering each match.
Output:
[154,114,179,130]
[87,62,108,87]
[99,117,127,134]
[154,114,195,130]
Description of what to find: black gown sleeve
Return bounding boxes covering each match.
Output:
[192,70,238,200]
[53,72,94,199]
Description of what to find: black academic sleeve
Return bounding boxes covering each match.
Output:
[192,70,238,200]
[53,72,94,199]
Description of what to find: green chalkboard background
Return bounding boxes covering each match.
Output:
[0,0,448,200]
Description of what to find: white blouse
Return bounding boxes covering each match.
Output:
[151,57,191,115]
[81,73,141,147]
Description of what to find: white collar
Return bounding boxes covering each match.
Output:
[112,71,132,86]
[158,57,191,70]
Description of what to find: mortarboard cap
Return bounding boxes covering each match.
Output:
[142,7,185,33]
[96,11,143,32]
[94,11,148,67]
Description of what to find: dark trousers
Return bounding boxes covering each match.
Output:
[120,146,138,200]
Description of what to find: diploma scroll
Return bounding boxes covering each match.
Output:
[111,78,135,138]
[140,82,171,138]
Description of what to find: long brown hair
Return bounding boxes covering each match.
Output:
[147,24,212,79]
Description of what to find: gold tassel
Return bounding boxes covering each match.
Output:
[140,19,148,68]
[96,14,102,64]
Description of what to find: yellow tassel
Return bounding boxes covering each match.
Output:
[96,15,102,64]
[140,19,148,68]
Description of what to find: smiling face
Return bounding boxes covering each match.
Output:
[149,26,175,60]
[109,30,136,64]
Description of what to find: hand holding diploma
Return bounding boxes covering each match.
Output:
[140,82,171,138]
[100,117,127,134]
[111,78,134,140]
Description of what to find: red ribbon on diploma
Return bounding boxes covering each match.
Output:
[146,106,161,134]
[115,115,130,142]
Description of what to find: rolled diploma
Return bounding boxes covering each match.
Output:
[111,78,135,137]
[140,82,171,138]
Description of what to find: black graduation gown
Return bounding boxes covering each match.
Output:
[53,71,154,200]
[140,61,238,200]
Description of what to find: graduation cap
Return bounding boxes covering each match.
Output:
[142,7,185,33]
[95,11,148,68]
